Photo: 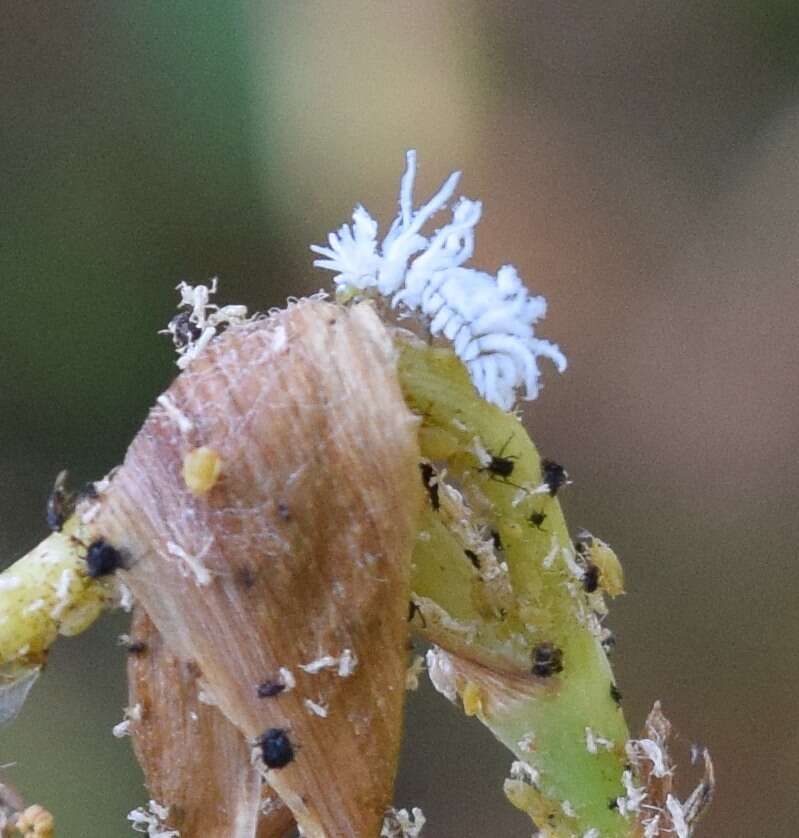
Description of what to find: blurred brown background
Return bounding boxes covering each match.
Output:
[1,2,797,835]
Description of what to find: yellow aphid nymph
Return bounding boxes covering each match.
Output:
[182,446,222,496]
[590,537,625,597]
[462,681,484,717]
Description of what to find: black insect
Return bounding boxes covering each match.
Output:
[419,462,440,511]
[166,311,202,350]
[531,641,564,677]
[610,682,622,706]
[79,481,99,501]
[582,561,600,593]
[541,459,568,496]
[85,539,124,577]
[257,680,286,699]
[600,630,616,655]
[125,640,147,655]
[464,549,481,569]
[528,511,547,531]
[46,471,74,532]
[608,798,619,811]
[481,436,519,483]
[486,454,514,479]
[259,727,294,769]
[490,529,503,552]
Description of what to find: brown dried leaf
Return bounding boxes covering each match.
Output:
[629,702,715,837]
[635,701,674,812]
[127,609,294,837]
[93,300,422,837]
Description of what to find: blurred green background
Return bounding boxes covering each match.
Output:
[2,2,798,835]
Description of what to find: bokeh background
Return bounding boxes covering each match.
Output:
[2,2,798,836]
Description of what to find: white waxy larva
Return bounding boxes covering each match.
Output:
[312,151,566,410]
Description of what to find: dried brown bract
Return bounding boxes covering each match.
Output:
[127,609,294,837]
[93,299,423,836]
[628,702,715,837]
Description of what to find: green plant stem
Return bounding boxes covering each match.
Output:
[0,521,107,673]
[398,338,632,836]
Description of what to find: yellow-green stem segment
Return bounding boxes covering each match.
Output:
[0,520,107,677]
[398,339,632,837]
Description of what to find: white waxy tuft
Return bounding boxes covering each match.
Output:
[161,278,251,370]
[628,737,672,778]
[165,540,213,587]
[299,648,358,677]
[312,150,566,410]
[278,666,296,690]
[666,795,689,838]
[127,799,179,837]
[616,769,647,816]
[381,806,426,838]
[585,727,614,754]
[304,698,329,718]
[113,702,143,738]
[155,394,193,433]
[509,760,540,787]
[425,647,458,703]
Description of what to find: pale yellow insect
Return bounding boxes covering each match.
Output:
[182,447,222,496]
[589,537,625,598]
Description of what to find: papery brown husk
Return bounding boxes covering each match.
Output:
[127,608,295,837]
[630,703,715,838]
[92,300,422,837]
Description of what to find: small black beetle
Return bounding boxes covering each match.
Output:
[531,641,564,677]
[486,454,515,479]
[259,727,294,769]
[481,436,518,483]
[257,680,286,699]
[541,459,568,496]
[85,539,124,577]
[528,510,547,531]
[166,311,202,349]
[600,630,617,655]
